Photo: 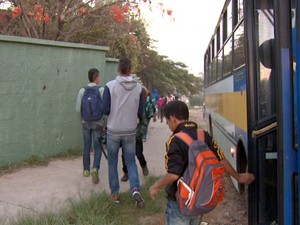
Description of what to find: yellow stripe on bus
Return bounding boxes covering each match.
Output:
[205,91,247,132]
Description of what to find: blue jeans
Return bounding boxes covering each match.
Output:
[107,133,140,194]
[166,200,202,225]
[82,122,103,171]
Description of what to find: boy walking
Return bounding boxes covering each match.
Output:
[75,68,104,184]
[102,58,145,207]
[149,100,255,225]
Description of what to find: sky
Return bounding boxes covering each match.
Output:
[141,0,225,75]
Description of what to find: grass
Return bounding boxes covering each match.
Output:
[10,176,166,225]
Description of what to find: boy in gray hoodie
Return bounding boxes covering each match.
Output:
[101,58,145,208]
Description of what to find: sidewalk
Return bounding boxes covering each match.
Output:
[0,119,171,224]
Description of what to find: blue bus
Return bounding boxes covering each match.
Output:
[203,0,299,224]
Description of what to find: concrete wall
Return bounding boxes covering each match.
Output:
[104,57,119,84]
[0,35,118,167]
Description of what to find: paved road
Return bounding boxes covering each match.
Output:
[0,119,172,224]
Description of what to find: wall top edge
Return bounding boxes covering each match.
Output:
[106,57,119,62]
[0,35,110,51]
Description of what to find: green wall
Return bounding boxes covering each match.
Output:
[0,35,118,167]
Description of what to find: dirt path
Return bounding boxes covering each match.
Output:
[0,109,247,225]
[0,116,170,224]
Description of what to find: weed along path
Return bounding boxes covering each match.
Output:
[0,109,248,225]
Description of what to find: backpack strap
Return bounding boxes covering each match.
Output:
[175,129,205,146]
[175,132,194,146]
[197,129,205,142]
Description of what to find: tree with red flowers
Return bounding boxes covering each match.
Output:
[0,0,173,41]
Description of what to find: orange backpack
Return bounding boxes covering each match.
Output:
[175,129,225,217]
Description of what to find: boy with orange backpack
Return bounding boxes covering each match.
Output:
[149,100,255,225]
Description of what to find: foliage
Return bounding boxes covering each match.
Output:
[138,51,202,97]
[189,94,204,107]
[0,0,171,40]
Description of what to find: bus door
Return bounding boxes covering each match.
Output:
[294,0,300,223]
[247,0,299,224]
[275,1,298,224]
[247,0,278,224]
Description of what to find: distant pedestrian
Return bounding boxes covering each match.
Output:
[165,92,175,105]
[152,89,159,122]
[156,95,165,123]
[143,93,155,141]
[102,58,146,208]
[75,68,105,184]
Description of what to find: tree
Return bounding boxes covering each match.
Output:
[0,0,172,41]
[0,0,202,98]
[137,50,202,98]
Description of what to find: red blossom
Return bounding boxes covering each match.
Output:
[11,6,21,19]
[44,13,50,24]
[77,7,86,16]
[110,6,125,25]
[27,11,34,17]
[34,4,43,13]
[122,5,129,13]
[35,12,43,21]
[130,34,136,44]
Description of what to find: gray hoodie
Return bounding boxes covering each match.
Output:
[102,75,143,136]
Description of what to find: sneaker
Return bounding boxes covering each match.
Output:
[142,166,149,176]
[121,173,128,182]
[132,191,145,208]
[91,168,99,184]
[83,170,90,177]
[111,194,120,204]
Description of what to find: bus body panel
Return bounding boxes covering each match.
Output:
[203,0,300,224]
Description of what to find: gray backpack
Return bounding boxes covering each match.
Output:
[175,129,225,217]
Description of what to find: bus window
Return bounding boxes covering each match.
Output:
[223,12,228,42]
[291,0,298,148]
[217,26,221,52]
[223,37,233,76]
[217,51,223,79]
[238,0,244,21]
[233,21,245,70]
[212,39,215,59]
[220,20,223,46]
[227,1,233,36]
[256,0,275,121]
[208,65,212,85]
[212,58,218,82]
[205,53,209,86]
